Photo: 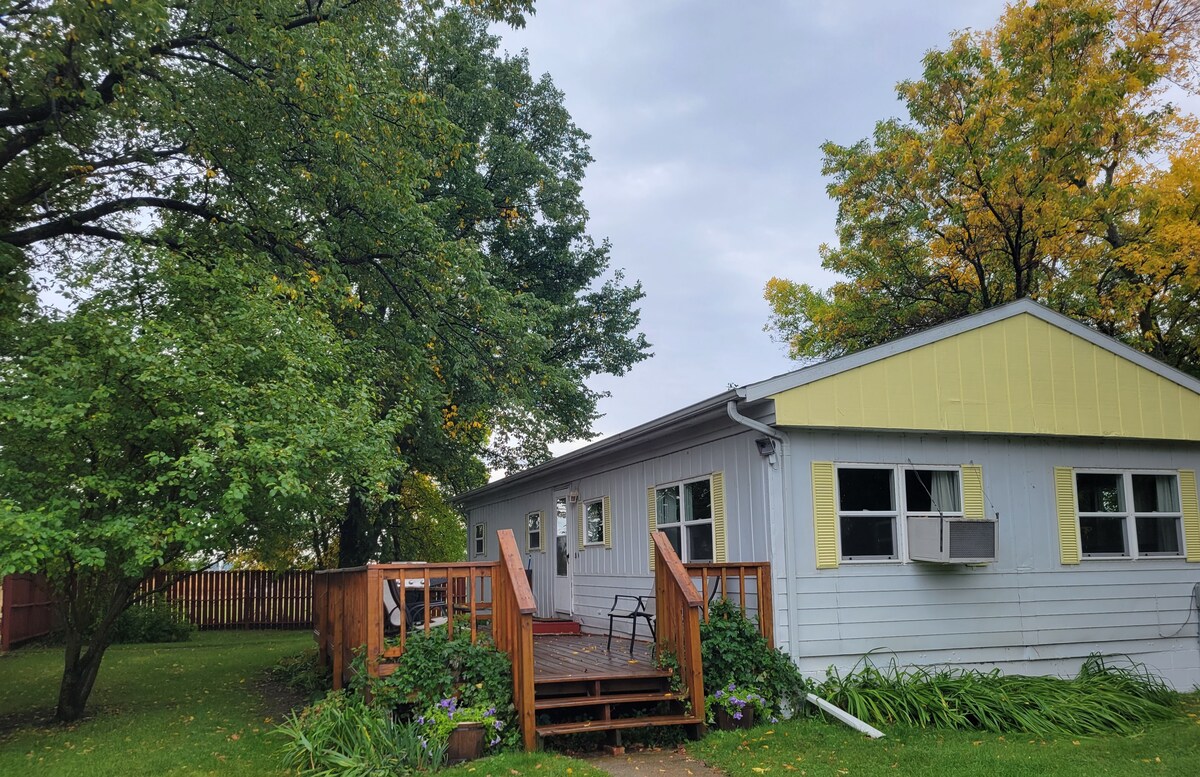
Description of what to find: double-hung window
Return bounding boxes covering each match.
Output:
[836,465,962,561]
[1076,471,1182,558]
[584,499,605,545]
[654,476,714,562]
[473,523,486,557]
[526,511,544,552]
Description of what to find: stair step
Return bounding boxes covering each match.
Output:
[534,669,673,686]
[536,714,701,737]
[535,691,680,710]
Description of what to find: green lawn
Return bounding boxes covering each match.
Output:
[0,630,311,776]
[695,693,1200,776]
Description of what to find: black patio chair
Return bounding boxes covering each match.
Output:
[606,594,655,654]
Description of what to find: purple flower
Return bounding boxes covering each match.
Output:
[417,715,426,725]
[733,711,743,720]
[714,690,724,699]
[493,720,503,730]
[486,707,496,717]
[770,717,779,724]
[490,736,500,746]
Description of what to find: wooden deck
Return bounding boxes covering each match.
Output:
[533,634,658,682]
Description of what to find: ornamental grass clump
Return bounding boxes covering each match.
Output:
[816,652,1178,736]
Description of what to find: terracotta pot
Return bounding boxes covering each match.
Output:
[715,706,755,731]
[446,721,486,765]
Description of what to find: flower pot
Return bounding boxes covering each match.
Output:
[446,721,486,765]
[715,706,755,731]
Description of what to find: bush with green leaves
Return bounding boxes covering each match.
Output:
[276,690,442,776]
[368,623,514,714]
[269,647,331,702]
[418,696,507,754]
[699,597,810,717]
[111,598,194,644]
[817,652,1177,735]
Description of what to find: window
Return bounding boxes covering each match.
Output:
[584,499,605,545]
[654,476,714,562]
[473,523,485,557]
[836,465,962,561]
[526,511,544,552]
[1076,471,1182,558]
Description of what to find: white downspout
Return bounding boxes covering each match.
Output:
[726,399,801,667]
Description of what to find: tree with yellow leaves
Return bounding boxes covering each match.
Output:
[766,0,1200,376]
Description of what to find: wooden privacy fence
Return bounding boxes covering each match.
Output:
[1,574,55,651]
[685,561,774,647]
[138,570,313,630]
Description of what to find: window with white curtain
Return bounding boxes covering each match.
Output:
[836,465,963,562]
[1076,471,1182,558]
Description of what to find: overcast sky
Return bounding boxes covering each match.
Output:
[496,1,1011,457]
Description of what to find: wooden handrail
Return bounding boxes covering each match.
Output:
[685,561,774,648]
[492,529,537,751]
[652,531,705,726]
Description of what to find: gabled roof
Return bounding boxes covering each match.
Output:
[741,298,1200,401]
[743,298,1200,440]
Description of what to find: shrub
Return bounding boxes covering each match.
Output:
[111,597,194,644]
[816,652,1178,735]
[269,647,331,701]
[276,690,441,775]
[699,597,810,716]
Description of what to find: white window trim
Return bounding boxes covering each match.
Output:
[653,475,715,563]
[583,498,606,546]
[473,523,485,557]
[835,463,965,564]
[526,510,544,553]
[1074,469,1184,560]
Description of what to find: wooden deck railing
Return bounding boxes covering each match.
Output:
[652,531,705,724]
[491,529,537,751]
[312,530,537,749]
[685,562,774,648]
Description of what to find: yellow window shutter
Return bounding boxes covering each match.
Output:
[577,502,585,551]
[712,471,727,563]
[603,495,612,549]
[1054,466,1080,565]
[812,461,838,569]
[961,464,985,519]
[647,486,658,571]
[1180,470,1200,562]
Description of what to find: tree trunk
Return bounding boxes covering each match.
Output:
[54,580,135,722]
[337,486,374,567]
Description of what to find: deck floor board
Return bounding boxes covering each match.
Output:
[532,634,660,682]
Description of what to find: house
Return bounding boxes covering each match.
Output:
[458,299,1200,689]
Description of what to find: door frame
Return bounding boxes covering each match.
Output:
[552,488,574,616]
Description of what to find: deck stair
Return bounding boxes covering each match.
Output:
[531,635,702,741]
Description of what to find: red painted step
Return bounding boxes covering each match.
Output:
[532,618,582,635]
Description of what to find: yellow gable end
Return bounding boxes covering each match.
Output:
[771,313,1200,440]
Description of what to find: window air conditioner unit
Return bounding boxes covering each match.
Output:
[907,516,997,563]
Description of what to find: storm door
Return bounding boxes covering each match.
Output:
[552,490,573,615]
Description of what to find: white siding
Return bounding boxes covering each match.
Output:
[781,429,1200,688]
[465,422,773,630]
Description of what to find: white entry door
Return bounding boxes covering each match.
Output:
[553,491,573,615]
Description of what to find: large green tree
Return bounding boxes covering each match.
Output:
[765,0,1200,375]
[0,251,402,721]
[0,0,648,717]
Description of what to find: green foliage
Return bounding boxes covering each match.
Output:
[111,598,194,645]
[369,625,515,733]
[276,690,441,776]
[765,0,1200,376]
[699,598,811,717]
[816,653,1178,736]
[416,696,507,754]
[706,682,770,725]
[269,648,332,703]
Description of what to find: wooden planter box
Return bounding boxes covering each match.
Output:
[446,722,486,764]
[714,706,755,731]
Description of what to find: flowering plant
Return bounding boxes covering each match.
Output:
[705,683,770,725]
[417,696,506,753]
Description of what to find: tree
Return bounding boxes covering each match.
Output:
[765,0,1200,375]
[0,251,402,721]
